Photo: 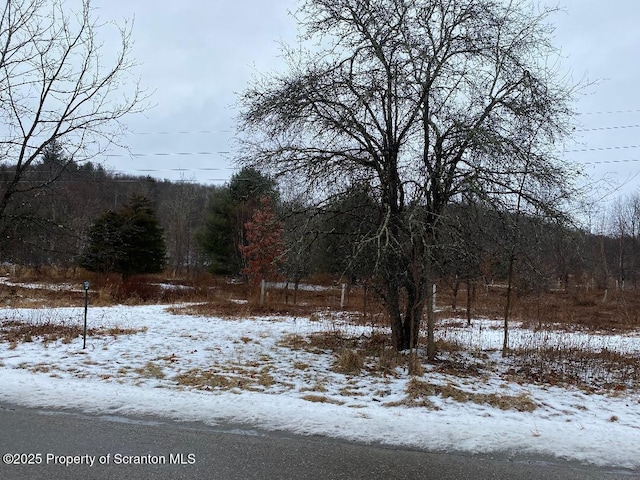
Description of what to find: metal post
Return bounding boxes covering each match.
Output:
[260,279,265,307]
[340,283,346,309]
[83,281,89,349]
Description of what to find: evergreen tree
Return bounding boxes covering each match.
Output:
[196,187,237,274]
[40,139,68,172]
[197,168,278,275]
[79,195,167,278]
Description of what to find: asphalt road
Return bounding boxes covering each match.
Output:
[0,402,636,480]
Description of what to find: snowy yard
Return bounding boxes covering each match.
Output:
[0,302,639,470]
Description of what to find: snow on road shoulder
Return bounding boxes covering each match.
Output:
[0,304,638,470]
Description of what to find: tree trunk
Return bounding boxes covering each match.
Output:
[451,277,459,310]
[403,280,426,351]
[388,284,406,351]
[503,254,515,358]
[383,267,431,354]
[284,280,290,305]
[293,278,300,305]
[362,280,368,323]
[466,279,473,326]
[426,282,436,360]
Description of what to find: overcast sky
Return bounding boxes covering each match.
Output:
[92,0,640,207]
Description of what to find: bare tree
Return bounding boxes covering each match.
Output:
[0,0,146,238]
[238,0,580,355]
[607,194,640,291]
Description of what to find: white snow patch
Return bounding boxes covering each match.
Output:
[0,304,638,469]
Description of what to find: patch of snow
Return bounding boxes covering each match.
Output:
[0,304,638,470]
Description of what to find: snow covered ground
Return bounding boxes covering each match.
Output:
[0,303,639,471]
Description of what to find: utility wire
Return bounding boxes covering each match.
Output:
[576,124,640,132]
[565,145,640,153]
[578,109,640,115]
[103,151,230,158]
[127,129,232,135]
[576,158,640,165]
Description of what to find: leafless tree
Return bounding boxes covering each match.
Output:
[238,0,581,355]
[607,193,640,290]
[0,0,147,236]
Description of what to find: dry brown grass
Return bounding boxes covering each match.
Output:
[3,265,640,334]
[506,346,640,392]
[134,361,166,379]
[0,319,94,344]
[277,331,360,353]
[376,348,402,376]
[173,365,277,392]
[0,319,146,345]
[407,353,425,376]
[174,369,232,390]
[0,268,221,307]
[405,378,537,412]
[439,281,640,332]
[300,394,345,405]
[332,349,365,375]
[278,329,429,378]
[0,284,83,309]
[299,382,328,393]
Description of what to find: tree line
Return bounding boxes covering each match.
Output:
[3,147,638,298]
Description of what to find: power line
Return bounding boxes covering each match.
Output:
[127,129,232,135]
[565,145,640,153]
[104,151,230,158]
[576,158,640,166]
[126,167,236,172]
[578,109,640,116]
[125,123,640,136]
[576,124,640,132]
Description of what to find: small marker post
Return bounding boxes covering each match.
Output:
[83,281,90,349]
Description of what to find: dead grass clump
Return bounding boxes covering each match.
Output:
[301,394,345,405]
[28,363,52,374]
[480,392,537,412]
[359,332,391,355]
[174,369,232,390]
[169,299,251,318]
[134,361,166,379]
[278,331,356,353]
[299,383,328,393]
[257,371,275,388]
[407,353,424,376]
[332,349,364,375]
[277,333,308,350]
[405,378,537,411]
[104,326,147,336]
[435,358,484,378]
[376,348,401,376]
[397,379,437,408]
[435,338,463,353]
[308,332,355,351]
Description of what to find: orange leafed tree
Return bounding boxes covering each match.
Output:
[239,197,285,285]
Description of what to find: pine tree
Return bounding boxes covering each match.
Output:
[197,167,278,275]
[79,195,167,278]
